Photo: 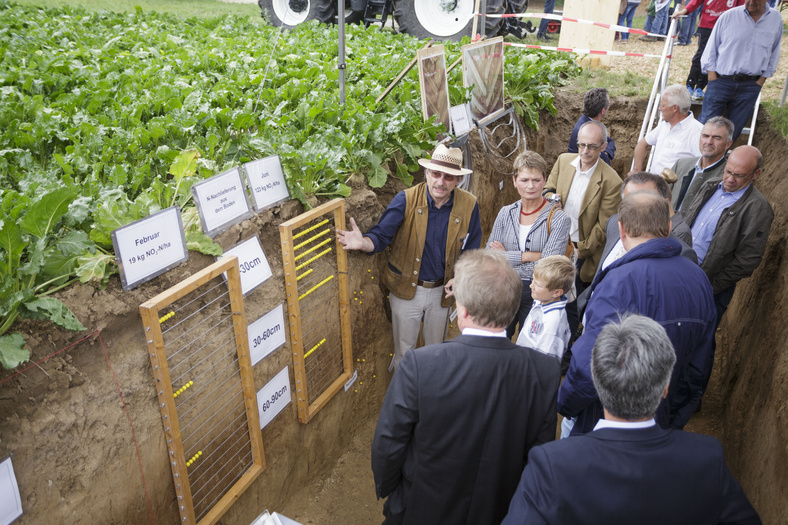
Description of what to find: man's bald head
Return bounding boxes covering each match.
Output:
[618,192,670,239]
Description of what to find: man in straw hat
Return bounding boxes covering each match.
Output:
[337,144,481,371]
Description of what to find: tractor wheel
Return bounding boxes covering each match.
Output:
[259,0,362,28]
[394,0,476,41]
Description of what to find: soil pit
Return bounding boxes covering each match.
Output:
[1,91,787,525]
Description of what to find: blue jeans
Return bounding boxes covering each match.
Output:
[618,3,638,41]
[677,8,698,45]
[653,5,669,35]
[699,77,762,142]
[537,0,555,37]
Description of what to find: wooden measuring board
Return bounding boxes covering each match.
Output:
[140,256,264,525]
[279,199,353,423]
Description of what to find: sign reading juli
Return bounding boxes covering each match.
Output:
[112,206,188,291]
[257,366,291,429]
[243,155,290,212]
[220,236,272,295]
[191,167,253,237]
[247,304,287,366]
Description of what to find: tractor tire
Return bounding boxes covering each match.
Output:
[259,0,362,28]
[394,0,476,41]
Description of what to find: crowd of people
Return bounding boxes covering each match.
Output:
[333,1,778,522]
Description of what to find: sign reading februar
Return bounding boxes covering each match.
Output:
[243,155,290,212]
[192,167,253,237]
[112,206,188,291]
[220,236,272,295]
[248,304,287,366]
[257,366,291,429]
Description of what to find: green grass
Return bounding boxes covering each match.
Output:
[572,68,652,97]
[10,0,262,19]
[763,100,788,138]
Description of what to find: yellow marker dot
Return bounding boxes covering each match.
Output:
[354,297,358,301]
[390,353,393,357]
[360,382,363,385]
[199,451,202,455]
[362,359,365,362]
[367,269,371,272]
[371,276,374,280]
[357,359,360,362]
[359,291,363,295]
[359,301,362,304]
[354,389,358,393]
[373,375,376,378]
[189,381,193,386]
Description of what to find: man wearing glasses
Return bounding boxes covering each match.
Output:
[545,121,622,292]
[632,84,703,177]
[681,145,773,390]
[337,144,481,371]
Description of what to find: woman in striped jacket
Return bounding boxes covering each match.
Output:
[487,151,571,338]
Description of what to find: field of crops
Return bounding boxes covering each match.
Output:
[0,0,580,365]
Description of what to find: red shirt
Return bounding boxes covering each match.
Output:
[683,0,745,29]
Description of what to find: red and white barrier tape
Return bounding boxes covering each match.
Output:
[504,42,667,59]
[479,12,669,39]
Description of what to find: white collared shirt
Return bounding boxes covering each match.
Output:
[601,238,627,270]
[593,418,656,431]
[461,327,508,338]
[645,113,703,175]
[564,156,599,243]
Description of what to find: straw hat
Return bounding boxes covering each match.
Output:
[417,144,473,176]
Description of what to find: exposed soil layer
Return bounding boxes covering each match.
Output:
[1,89,785,524]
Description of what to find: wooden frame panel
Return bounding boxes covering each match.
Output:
[279,199,353,423]
[140,256,265,525]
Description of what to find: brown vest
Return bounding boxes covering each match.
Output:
[383,183,477,308]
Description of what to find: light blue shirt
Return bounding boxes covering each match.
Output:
[701,6,782,78]
[691,182,750,264]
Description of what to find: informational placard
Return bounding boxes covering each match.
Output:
[257,366,291,429]
[192,167,253,237]
[450,103,474,136]
[220,236,272,295]
[462,37,506,127]
[0,457,22,525]
[248,304,287,366]
[112,206,189,291]
[243,156,290,212]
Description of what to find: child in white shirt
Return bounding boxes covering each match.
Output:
[516,255,575,360]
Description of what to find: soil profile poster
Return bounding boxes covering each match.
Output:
[462,37,505,126]
[417,45,451,134]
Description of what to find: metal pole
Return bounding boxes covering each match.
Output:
[338,0,346,106]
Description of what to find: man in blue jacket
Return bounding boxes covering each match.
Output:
[558,192,716,435]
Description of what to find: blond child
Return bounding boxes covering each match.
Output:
[516,255,576,360]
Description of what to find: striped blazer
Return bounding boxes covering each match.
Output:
[486,201,571,281]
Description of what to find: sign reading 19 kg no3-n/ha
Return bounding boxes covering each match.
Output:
[112,206,188,291]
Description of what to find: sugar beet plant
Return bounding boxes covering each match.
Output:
[0,1,579,367]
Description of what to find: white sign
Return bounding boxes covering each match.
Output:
[243,156,290,212]
[257,366,291,429]
[112,206,188,291]
[0,457,22,525]
[192,167,253,237]
[450,103,474,136]
[248,305,287,366]
[221,236,272,295]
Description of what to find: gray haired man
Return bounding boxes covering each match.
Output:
[503,315,760,525]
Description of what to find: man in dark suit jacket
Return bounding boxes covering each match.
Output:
[371,250,560,525]
[671,116,733,211]
[503,315,760,525]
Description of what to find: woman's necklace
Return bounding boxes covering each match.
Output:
[520,198,547,216]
